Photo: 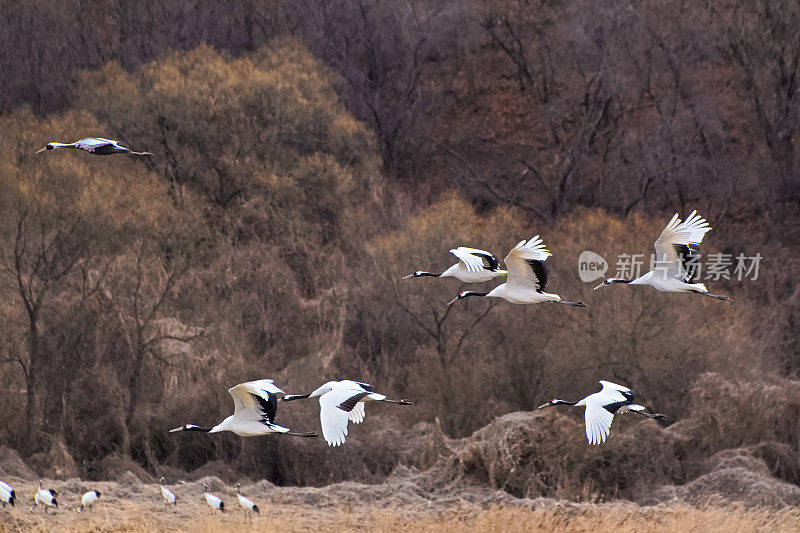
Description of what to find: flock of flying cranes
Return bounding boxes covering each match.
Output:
[7,137,731,515]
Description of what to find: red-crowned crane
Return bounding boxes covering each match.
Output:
[169,379,317,438]
[403,247,507,283]
[593,211,731,300]
[36,138,151,156]
[29,481,57,513]
[538,380,667,445]
[203,484,224,514]
[282,380,412,446]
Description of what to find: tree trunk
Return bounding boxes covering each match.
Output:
[24,316,40,449]
[122,342,146,458]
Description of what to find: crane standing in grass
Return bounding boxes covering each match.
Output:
[236,483,259,519]
[203,484,225,514]
[77,490,101,513]
[0,481,14,508]
[160,477,176,511]
[29,481,58,514]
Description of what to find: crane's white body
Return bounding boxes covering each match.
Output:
[0,483,13,508]
[204,490,224,512]
[316,380,384,447]
[625,270,708,293]
[404,247,507,283]
[160,478,176,509]
[594,211,729,300]
[482,284,562,304]
[170,379,298,437]
[77,490,100,512]
[30,483,58,513]
[576,381,643,445]
[34,489,57,507]
[494,238,558,303]
[236,492,256,510]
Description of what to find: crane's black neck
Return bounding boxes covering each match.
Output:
[282,393,311,402]
[551,399,578,406]
[182,424,213,432]
[416,271,441,277]
[461,291,489,299]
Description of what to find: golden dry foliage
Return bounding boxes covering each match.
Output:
[0,108,172,238]
[74,40,380,247]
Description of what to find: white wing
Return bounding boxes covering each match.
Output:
[0,480,12,494]
[76,138,114,152]
[349,401,366,424]
[599,380,632,394]
[450,247,500,273]
[653,211,711,277]
[583,397,615,445]
[228,379,283,422]
[503,237,551,289]
[319,383,372,446]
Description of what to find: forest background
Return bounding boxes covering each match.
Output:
[0,0,798,504]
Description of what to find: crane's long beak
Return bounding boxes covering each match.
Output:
[592,282,607,291]
[35,147,47,154]
[401,273,414,280]
[168,426,183,433]
[447,296,459,306]
[537,403,550,409]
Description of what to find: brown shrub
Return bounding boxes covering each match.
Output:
[655,464,800,508]
[447,410,680,501]
[0,446,36,480]
[27,440,78,480]
[670,373,800,458]
[89,453,155,484]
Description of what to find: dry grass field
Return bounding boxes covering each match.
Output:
[2,478,800,533]
[5,501,800,533]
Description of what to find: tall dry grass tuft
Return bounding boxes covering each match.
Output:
[379,504,800,533]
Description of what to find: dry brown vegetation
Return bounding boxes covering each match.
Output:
[1,0,799,523]
[3,476,800,533]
